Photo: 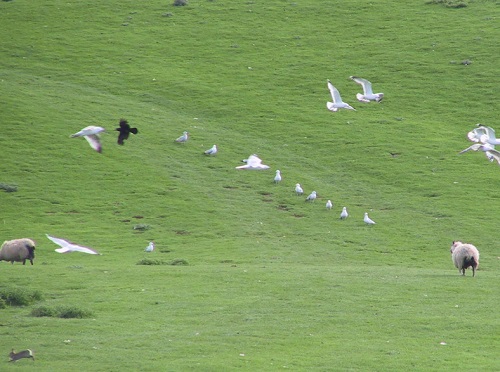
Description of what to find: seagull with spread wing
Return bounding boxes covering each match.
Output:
[236,154,270,170]
[326,79,356,112]
[70,126,105,153]
[350,76,384,102]
[46,234,100,255]
[459,142,500,165]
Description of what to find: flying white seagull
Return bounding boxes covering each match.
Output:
[364,212,376,225]
[306,191,317,202]
[467,124,500,145]
[175,131,189,143]
[340,207,348,220]
[204,145,217,155]
[326,79,356,112]
[46,234,100,255]
[70,126,105,153]
[459,143,500,165]
[235,154,270,170]
[326,200,333,210]
[295,183,304,195]
[350,76,384,102]
[274,170,282,183]
[145,241,155,252]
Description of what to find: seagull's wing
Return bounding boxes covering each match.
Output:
[246,155,262,167]
[46,234,100,254]
[46,234,72,248]
[84,135,102,153]
[459,144,482,154]
[350,76,373,95]
[486,149,500,165]
[327,80,343,103]
[467,127,488,143]
[479,125,500,144]
[71,126,105,138]
[236,156,269,169]
[175,132,188,142]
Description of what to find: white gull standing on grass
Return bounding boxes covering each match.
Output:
[46,234,100,255]
[349,76,384,102]
[326,200,333,210]
[459,143,500,165]
[467,124,500,145]
[175,131,189,143]
[340,207,348,220]
[70,126,105,153]
[305,191,317,202]
[295,183,304,195]
[145,241,155,252]
[326,80,356,112]
[204,144,217,155]
[235,154,270,170]
[364,212,376,225]
[274,170,282,183]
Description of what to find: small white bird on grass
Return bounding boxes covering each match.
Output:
[46,234,100,255]
[326,79,356,112]
[306,191,317,202]
[145,241,155,252]
[350,76,384,103]
[204,145,217,155]
[175,131,189,143]
[459,143,500,165]
[274,170,282,183]
[70,126,105,153]
[235,154,270,170]
[326,200,333,210]
[340,207,348,220]
[364,212,376,225]
[295,183,304,195]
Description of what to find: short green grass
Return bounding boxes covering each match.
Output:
[1,0,499,370]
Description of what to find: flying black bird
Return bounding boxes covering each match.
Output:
[115,119,138,145]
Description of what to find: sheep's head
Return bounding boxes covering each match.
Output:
[450,241,462,253]
[25,241,35,258]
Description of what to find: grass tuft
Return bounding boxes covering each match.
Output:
[426,0,468,8]
[137,258,165,265]
[0,287,43,306]
[137,258,189,266]
[133,224,151,231]
[168,258,189,266]
[0,182,18,192]
[31,305,94,319]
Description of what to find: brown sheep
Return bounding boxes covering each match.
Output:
[450,241,479,277]
[0,238,36,265]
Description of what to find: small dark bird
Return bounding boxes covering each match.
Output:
[115,119,138,145]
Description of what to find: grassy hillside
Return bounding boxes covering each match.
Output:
[1,0,499,370]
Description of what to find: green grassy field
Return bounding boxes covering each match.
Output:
[1,0,499,370]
